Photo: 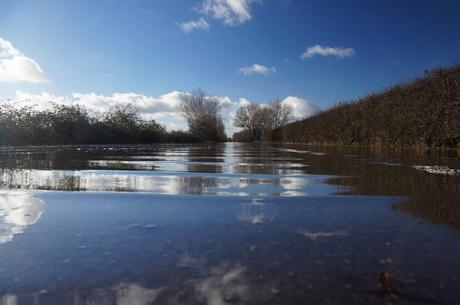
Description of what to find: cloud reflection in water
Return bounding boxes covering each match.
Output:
[0,169,325,196]
[0,264,255,305]
[0,283,164,305]
[238,198,276,225]
[0,192,44,244]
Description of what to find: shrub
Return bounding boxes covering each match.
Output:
[274,65,460,148]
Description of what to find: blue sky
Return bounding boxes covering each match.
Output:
[1,0,460,133]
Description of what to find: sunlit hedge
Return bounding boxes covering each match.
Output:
[274,66,460,147]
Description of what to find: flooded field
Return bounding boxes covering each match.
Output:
[0,143,459,305]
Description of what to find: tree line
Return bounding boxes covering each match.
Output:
[0,87,297,146]
[0,103,192,146]
[273,65,460,148]
[0,89,230,146]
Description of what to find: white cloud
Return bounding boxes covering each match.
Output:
[0,37,49,84]
[179,17,210,33]
[6,91,319,136]
[301,44,355,60]
[281,96,320,120]
[239,64,276,75]
[200,0,258,26]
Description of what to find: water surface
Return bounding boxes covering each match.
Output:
[0,143,459,305]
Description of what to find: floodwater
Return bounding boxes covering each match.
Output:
[0,143,459,305]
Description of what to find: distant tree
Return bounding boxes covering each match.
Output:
[233,104,262,132]
[138,120,167,143]
[263,99,294,130]
[233,100,294,141]
[48,104,92,144]
[214,114,227,142]
[103,104,142,143]
[167,130,201,143]
[0,100,209,145]
[178,89,227,142]
[105,104,139,129]
[232,129,253,142]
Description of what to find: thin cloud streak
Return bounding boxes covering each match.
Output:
[179,18,210,33]
[301,44,355,60]
[239,64,277,75]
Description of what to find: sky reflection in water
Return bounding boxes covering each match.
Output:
[0,143,459,305]
[0,143,332,196]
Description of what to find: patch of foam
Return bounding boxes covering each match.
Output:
[277,148,327,156]
[251,198,264,206]
[298,230,349,240]
[413,165,460,176]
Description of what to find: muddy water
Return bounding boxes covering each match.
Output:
[0,143,459,305]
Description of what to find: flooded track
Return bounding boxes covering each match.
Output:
[0,143,459,305]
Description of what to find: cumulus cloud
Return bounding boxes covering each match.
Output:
[281,96,320,119]
[6,91,319,135]
[14,91,181,114]
[0,37,49,84]
[301,44,355,60]
[179,17,210,33]
[239,64,276,76]
[200,0,258,26]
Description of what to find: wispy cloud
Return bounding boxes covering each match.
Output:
[301,44,355,60]
[200,0,258,26]
[0,37,49,84]
[239,64,276,75]
[179,17,210,33]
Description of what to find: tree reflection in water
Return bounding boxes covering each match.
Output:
[0,144,459,305]
[0,143,459,229]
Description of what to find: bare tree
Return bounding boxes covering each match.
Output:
[233,100,294,141]
[178,89,218,125]
[178,89,226,142]
[105,103,139,128]
[233,104,263,131]
[263,99,294,130]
